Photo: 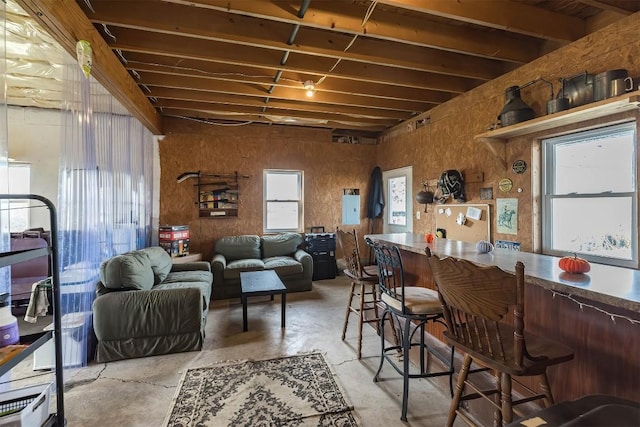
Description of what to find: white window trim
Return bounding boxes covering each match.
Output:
[8,162,31,232]
[263,169,304,233]
[541,121,638,268]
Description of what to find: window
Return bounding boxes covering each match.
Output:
[8,162,31,232]
[542,122,637,267]
[264,170,303,233]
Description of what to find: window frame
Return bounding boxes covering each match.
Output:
[541,121,638,268]
[8,162,31,232]
[263,169,304,233]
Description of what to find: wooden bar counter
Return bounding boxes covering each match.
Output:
[367,233,640,404]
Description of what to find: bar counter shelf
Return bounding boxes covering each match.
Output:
[366,233,640,313]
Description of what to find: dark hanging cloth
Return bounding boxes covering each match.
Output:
[366,166,384,219]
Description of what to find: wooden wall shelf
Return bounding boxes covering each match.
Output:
[197,171,248,218]
[475,91,640,168]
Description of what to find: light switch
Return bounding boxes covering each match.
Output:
[416,211,421,219]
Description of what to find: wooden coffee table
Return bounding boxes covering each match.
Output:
[240,270,287,332]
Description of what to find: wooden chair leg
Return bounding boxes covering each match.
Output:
[371,283,380,335]
[538,372,555,407]
[500,372,513,426]
[494,370,502,427]
[357,282,366,359]
[448,354,472,427]
[342,281,356,341]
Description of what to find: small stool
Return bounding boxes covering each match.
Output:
[336,228,387,359]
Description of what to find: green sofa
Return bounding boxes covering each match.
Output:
[92,247,212,363]
[211,233,313,300]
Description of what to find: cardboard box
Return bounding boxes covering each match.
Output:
[159,226,190,257]
[159,225,190,241]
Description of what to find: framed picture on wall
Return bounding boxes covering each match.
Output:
[496,198,518,235]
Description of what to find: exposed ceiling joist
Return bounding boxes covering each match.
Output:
[7,0,639,136]
[16,0,163,134]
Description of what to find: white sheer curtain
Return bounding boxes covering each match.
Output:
[58,52,154,366]
[0,2,10,294]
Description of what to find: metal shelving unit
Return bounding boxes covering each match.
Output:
[0,194,64,426]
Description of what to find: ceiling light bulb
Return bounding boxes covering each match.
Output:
[304,80,315,97]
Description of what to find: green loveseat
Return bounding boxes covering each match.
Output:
[92,247,212,362]
[211,233,313,300]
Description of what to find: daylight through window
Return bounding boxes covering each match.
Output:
[542,122,637,267]
[264,170,303,233]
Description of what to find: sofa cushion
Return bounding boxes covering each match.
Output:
[141,247,173,285]
[100,251,154,291]
[215,235,261,262]
[264,256,304,276]
[158,271,213,304]
[163,270,213,286]
[261,233,302,258]
[223,259,265,280]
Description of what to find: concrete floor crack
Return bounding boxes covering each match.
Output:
[64,364,107,391]
[102,376,176,388]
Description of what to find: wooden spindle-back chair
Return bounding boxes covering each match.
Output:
[426,248,574,426]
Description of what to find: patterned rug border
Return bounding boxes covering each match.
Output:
[163,351,360,427]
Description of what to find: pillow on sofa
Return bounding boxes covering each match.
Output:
[141,247,173,285]
[99,250,154,291]
[215,235,261,261]
[262,233,303,258]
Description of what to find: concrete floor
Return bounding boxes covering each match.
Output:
[15,275,459,426]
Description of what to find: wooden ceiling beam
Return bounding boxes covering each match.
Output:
[160,108,389,132]
[85,2,502,80]
[154,99,402,127]
[15,0,163,135]
[146,87,413,120]
[126,61,454,104]
[375,0,586,42]
[115,33,480,94]
[159,0,540,63]
[138,71,434,112]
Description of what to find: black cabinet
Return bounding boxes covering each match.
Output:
[304,233,337,280]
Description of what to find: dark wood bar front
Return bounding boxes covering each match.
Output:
[367,233,640,404]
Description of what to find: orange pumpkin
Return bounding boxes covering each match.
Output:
[558,254,590,274]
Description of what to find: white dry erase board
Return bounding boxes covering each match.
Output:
[435,203,490,243]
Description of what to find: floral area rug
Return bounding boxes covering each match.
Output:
[163,352,359,426]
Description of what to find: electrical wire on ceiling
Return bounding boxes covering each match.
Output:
[317,0,377,86]
[114,49,128,64]
[101,24,116,41]
[83,0,95,13]
[127,60,302,83]
[167,114,254,127]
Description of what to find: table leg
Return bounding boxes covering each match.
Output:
[281,292,286,329]
[242,293,248,332]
